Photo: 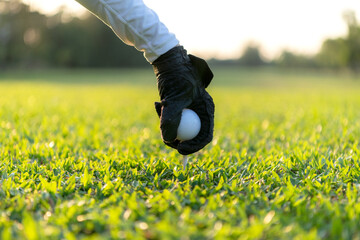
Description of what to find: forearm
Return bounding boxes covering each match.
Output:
[75,0,179,63]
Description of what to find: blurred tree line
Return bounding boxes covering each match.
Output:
[0,0,147,68]
[210,11,360,73]
[0,1,359,71]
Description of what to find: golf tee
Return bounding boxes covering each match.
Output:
[183,155,188,170]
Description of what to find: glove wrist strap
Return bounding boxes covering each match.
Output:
[152,46,190,75]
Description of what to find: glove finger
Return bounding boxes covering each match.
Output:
[155,102,162,117]
[155,101,181,150]
[164,139,181,149]
[189,54,214,88]
[160,101,190,143]
[177,91,215,155]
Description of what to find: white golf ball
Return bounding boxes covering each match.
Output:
[177,109,201,141]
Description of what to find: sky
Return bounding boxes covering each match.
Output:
[22,0,360,60]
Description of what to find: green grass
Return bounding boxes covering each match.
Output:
[1,67,360,239]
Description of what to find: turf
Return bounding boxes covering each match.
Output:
[0,68,360,239]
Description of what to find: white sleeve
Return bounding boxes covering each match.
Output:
[75,0,179,63]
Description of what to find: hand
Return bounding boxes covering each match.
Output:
[152,46,215,155]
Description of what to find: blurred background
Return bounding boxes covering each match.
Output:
[0,0,359,72]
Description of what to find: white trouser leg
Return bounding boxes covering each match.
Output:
[75,0,179,63]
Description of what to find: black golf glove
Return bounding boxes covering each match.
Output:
[152,46,215,155]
